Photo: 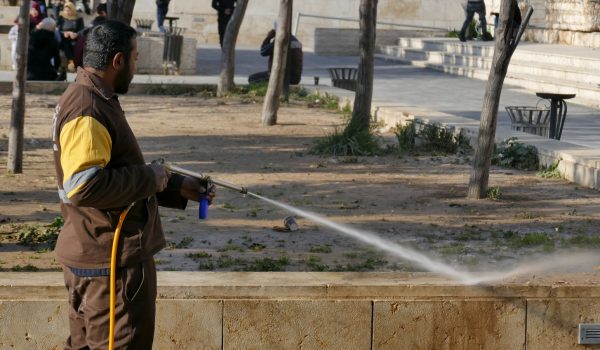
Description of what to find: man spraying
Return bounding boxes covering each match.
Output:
[52,20,215,349]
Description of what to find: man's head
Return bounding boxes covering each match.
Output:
[36,17,56,32]
[83,20,138,94]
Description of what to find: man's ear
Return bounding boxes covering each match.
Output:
[112,52,125,71]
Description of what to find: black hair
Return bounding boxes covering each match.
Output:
[83,20,137,70]
[96,3,107,14]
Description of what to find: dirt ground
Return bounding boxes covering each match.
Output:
[1,93,600,274]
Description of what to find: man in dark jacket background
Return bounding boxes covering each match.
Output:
[248,27,303,85]
[212,0,236,47]
[52,20,215,349]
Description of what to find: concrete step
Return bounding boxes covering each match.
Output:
[382,47,600,87]
[380,37,600,108]
[396,38,600,73]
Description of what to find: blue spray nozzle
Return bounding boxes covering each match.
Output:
[199,195,209,220]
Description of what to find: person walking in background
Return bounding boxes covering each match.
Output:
[489,0,501,34]
[27,17,60,81]
[8,18,18,70]
[156,0,170,33]
[459,0,491,42]
[212,0,236,47]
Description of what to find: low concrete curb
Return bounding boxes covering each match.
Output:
[1,272,599,349]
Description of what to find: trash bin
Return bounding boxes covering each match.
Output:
[134,19,154,31]
[505,106,551,137]
[327,67,358,91]
[163,27,184,75]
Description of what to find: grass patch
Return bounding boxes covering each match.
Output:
[506,232,555,250]
[232,82,268,97]
[438,243,467,255]
[175,237,194,249]
[145,85,214,96]
[566,235,600,248]
[248,243,266,252]
[243,257,289,271]
[310,127,382,156]
[216,254,248,268]
[309,244,332,253]
[217,243,245,253]
[453,230,483,241]
[305,255,328,271]
[486,186,501,201]
[16,216,63,250]
[10,264,39,272]
[185,251,212,261]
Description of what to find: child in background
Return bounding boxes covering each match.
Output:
[8,18,18,70]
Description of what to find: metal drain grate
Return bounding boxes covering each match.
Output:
[579,324,600,344]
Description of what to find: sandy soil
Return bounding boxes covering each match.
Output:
[1,93,600,274]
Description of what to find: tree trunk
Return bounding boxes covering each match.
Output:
[217,0,249,97]
[107,0,136,25]
[6,0,31,174]
[346,0,378,135]
[261,0,292,126]
[467,0,533,199]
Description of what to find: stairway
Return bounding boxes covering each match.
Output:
[378,37,600,109]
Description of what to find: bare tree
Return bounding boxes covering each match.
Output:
[467,0,533,199]
[107,0,136,25]
[345,0,378,135]
[261,0,292,126]
[217,0,249,97]
[6,0,31,174]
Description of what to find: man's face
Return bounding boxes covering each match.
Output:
[114,38,138,94]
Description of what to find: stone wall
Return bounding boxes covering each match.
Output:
[1,272,600,349]
[313,28,446,56]
[545,0,600,31]
[130,0,466,50]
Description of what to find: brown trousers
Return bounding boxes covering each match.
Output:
[62,259,157,350]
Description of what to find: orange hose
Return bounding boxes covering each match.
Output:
[108,203,134,350]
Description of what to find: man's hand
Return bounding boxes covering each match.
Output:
[149,164,170,192]
[267,29,276,39]
[181,177,216,203]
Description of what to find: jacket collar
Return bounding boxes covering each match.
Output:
[76,67,116,101]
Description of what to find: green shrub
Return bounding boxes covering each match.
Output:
[310,127,382,156]
[392,122,469,154]
[537,161,562,178]
[392,122,417,152]
[492,137,539,170]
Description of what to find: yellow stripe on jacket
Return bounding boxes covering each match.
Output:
[60,116,112,198]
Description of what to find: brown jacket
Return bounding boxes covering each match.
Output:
[52,68,187,269]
